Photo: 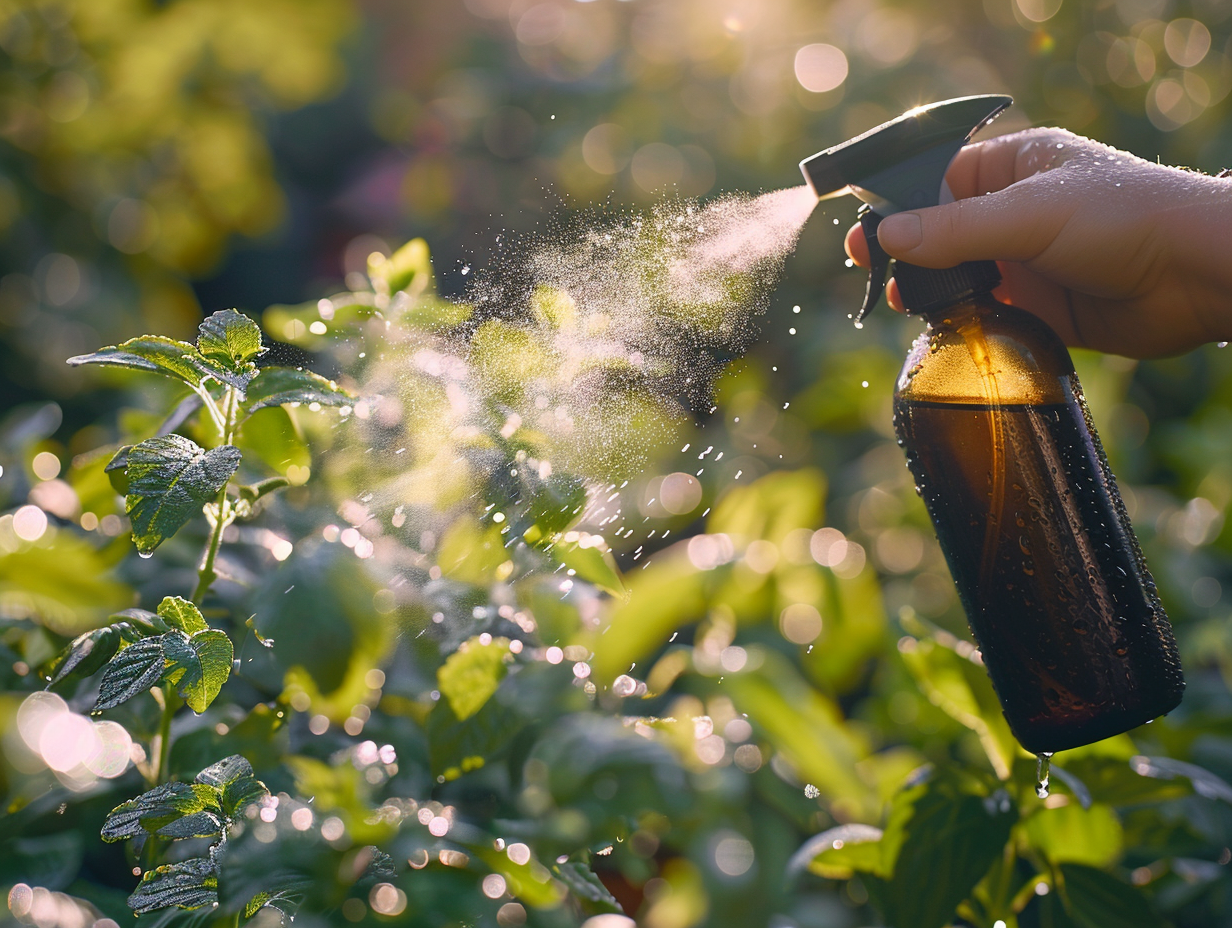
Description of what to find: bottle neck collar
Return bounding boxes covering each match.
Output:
[896,260,1001,315]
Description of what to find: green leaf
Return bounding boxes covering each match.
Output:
[105,445,132,494]
[128,857,218,914]
[197,309,264,367]
[789,824,886,880]
[438,635,511,721]
[163,629,233,714]
[876,777,1017,928]
[155,810,224,839]
[124,435,241,555]
[110,607,171,636]
[552,539,625,597]
[244,892,271,918]
[244,366,354,414]
[1130,755,1232,803]
[1024,803,1123,867]
[899,634,1021,780]
[67,335,208,387]
[1059,863,1166,928]
[157,596,208,635]
[369,237,432,295]
[196,754,269,817]
[95,636,166,711]
[553,861,621,911]
[101,781,218,842]
[44,624,123,686]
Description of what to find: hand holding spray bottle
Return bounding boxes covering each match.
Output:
[798,96,1184,769]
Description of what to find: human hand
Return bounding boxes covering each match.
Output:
[843,127,1232,359]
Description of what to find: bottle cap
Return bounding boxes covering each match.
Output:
[800,95,1012,320]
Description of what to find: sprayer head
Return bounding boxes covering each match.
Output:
[800,95,1013,322]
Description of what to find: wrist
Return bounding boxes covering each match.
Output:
[1160,171,1232,348]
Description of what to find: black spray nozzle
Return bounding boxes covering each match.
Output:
[800,95,1013,319]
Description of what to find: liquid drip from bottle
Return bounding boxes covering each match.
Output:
[1035,752,1053,799]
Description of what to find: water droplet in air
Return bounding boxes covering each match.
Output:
[460,265,470,275]
[804,783,820,799]
[1035,752,1053,799]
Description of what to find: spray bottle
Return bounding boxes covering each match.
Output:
[799,95,1183,761]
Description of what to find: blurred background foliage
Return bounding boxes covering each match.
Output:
[4,0,1232,926]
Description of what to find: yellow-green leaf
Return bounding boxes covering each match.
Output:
[437,636,511,721]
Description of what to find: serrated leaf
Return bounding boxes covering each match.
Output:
[197,309,264,367]
[124,435,241,555]
[163,629,233,714]
[361,848,397,882]
[244,892,271,918]
[157,596,208,634]
[128,857,218,914]
[438,635,511,721]
[44,625,123,686]
[876,778,1017,928]
[67,336,208,387]
[196,755,269,817]
[95,636,166,711]
[101,781,213,842]
[243,366,355,414]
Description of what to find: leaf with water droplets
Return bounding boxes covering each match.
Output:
[551,539,625,598]
[197,309,264,367]
[95,637,166,711]
[196,754,268,817]
[124,435,241,556]
[101,781,220,842]
[67,336,209,388]
[156,596,208,635]
[553,861,621,910]
[163,629,233,714]
[243,366,354,414]
[44,624,123,687]
[155,810,224,840]
[128,857,219,913]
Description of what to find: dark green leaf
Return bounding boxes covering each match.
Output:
[67,336,208,387]
[124,435,241,555]
[196,754,268,816]
[44,625,122,686]
[360,848,396,882]
[109,608,170,636]
[163,629,233,714]
[197,309,264,367]
[554,861,622,910]
[155,810,223,839]
[1060,863,1166,928]
[101,781,215,842]
[243,366,354,414]
[105,445,132,494]
[877,780,1017,928]
[157,595,208,635]
[95,637,166,711]
[128,857,218,914]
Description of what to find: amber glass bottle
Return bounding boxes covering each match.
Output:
[893,292,1185,753]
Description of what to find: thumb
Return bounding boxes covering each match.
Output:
[876,181,1064,269]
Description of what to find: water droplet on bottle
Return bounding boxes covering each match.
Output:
[1035,752,1053,799]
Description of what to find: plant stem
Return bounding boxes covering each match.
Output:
[191,386,238,604]
[152,687,180,786]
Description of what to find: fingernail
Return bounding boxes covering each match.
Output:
[879,213,923,251]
